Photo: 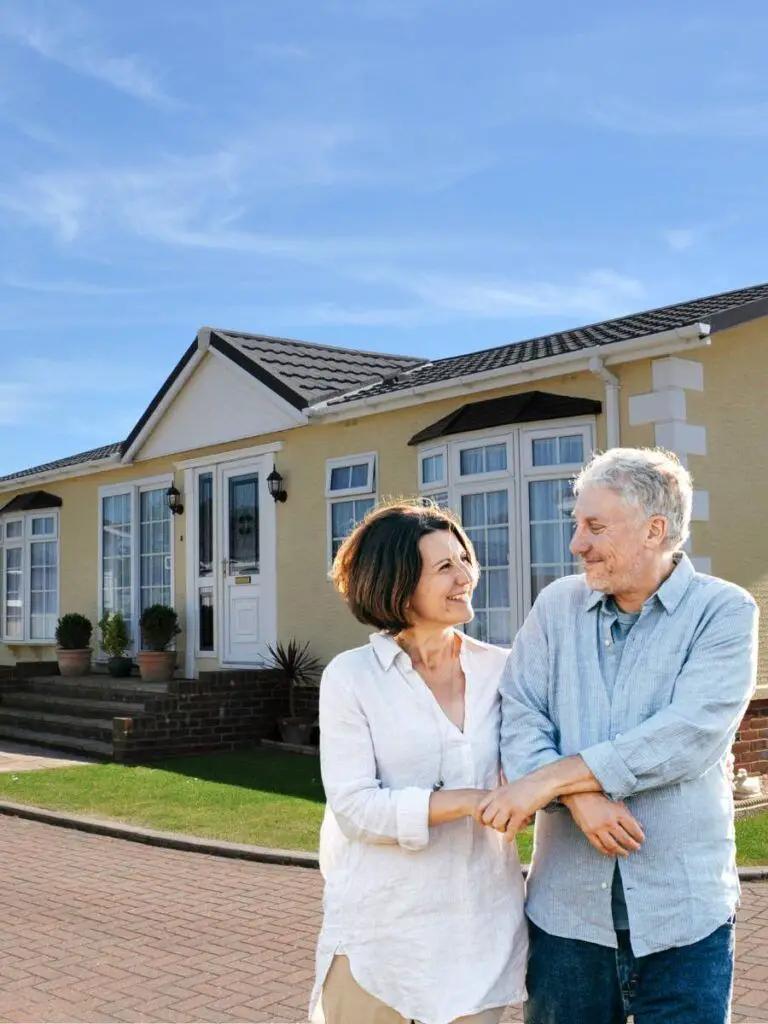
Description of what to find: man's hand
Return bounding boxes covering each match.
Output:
[478,777,552,837]
[562,793,644,857]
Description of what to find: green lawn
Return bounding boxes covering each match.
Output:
[0,748,763,864]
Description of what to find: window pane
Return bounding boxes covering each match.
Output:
[485,444,507,472]
[30,540,57,639]
[199,587,214,652]
[228,474,259,575]
[459,448,484,476]
[559,435,584,464]
[331,497,374,558]
[103,494,132,638]
[31,516,55,536]
[532,438,558,466]
[330,466,351,491]
[529,477,577,602]
[4,547,22,639]
[532,434,584,467]
[421,453,444,486]
[198,473,213,576]
[350,463,369,488]
[5,521,22,540]
[420,491,449,510]
[460,490,511,646]
[140,489,172,616]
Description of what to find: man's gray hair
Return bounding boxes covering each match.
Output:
[573,447,693,550]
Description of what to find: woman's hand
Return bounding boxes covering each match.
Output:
[478,777,551,836]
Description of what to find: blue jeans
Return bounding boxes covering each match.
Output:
[524,917,735,1024]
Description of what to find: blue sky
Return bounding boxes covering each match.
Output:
[1,0,767,475]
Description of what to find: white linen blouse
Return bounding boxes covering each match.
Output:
[310,631,528,1024]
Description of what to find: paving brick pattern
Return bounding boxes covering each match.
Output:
[0,817,765,1023]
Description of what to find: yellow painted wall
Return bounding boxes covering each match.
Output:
[684,320,768,684]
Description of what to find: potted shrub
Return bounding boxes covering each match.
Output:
[98,611,133,678]
[266,639,323,746]
[137,604,180,682]
[55,613,93,677]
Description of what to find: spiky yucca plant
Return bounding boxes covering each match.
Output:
[265,639,323,718]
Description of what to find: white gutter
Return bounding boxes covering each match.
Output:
[589,358,621,448]
[310,322,712,424]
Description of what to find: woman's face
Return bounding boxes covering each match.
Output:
[406,529,477,629]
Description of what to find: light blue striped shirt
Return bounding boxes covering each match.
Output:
[501,554,759,956]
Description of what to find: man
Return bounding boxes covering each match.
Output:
[480,447,758,1024]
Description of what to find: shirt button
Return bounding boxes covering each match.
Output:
[615,733,623,739]
[601,882,608,890]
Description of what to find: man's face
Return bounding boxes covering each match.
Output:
[570,484,655,596]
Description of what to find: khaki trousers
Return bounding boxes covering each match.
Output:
[321,954,506,1024]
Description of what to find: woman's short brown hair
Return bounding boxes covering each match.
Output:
[330,500,479,633]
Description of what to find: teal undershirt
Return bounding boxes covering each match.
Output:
[597,598,641,933]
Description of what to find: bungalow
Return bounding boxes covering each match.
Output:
[0,281,766,759]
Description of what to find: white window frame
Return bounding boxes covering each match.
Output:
[0,510,60,644]
[97,474,175,658]
[325,452,377,498]
[417,416,595,642]
[326,453,378,563]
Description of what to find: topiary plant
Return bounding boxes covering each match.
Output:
[139,604,180,652]
[98,611,132,658]
[55,613,93,650]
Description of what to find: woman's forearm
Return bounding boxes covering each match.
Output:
[429,788,487,825]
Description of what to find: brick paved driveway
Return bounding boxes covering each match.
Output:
[0,817,765,1024]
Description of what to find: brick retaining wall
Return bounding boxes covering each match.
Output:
[734,697,768,775]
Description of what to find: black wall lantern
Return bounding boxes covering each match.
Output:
[267,465,287,503]
[166,484,184,516]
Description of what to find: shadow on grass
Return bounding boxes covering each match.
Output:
[135,745,326,803]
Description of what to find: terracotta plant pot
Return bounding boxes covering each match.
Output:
[137,650,176,683]
[56,648,92,677]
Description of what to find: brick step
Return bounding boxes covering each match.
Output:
[5,677,169,702]
[0,725,113,757]
[0,709,116,741]
[1,692,147,718]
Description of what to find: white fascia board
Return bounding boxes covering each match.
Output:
[309,323,712,424]
[120,337,209,464]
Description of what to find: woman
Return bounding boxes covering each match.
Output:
[309,501,565,1024]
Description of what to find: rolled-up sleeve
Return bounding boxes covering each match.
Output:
[319,662,432,850]
[501,596,562,784]
[581,595,759,801]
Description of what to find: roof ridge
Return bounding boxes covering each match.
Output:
[211,327,425,364]
[418,279,768,369]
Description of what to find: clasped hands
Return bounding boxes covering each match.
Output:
[471,783,645,858]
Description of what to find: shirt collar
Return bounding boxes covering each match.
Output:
[369,629,481,671]
[585,551,694,616]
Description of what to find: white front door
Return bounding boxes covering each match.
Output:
[220,459,276,664]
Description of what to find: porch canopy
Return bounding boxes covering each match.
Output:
[0,490,63,514]
[408,390,602,445]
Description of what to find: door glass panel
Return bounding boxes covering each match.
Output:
[4,547,22,639]
[102,493,132,636]
[229,474,259,574]
[30,540,57,639]
[528,478,579,602]
[198,473,213,576]
[198,587,214,652]
[461,490,511,645]
[140,489,171,613]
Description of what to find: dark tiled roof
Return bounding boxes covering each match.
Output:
[0,443,122,484]
[325,281,768,407]
[212,329,425,406]
[408,392,603,445]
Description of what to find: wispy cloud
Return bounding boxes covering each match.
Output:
[0,275,156,295]
[0,1,175,107]
[662,228,702,253]
[586,99,768,139]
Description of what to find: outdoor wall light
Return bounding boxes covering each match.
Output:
[267,466,287,503]
[166,484,184,516]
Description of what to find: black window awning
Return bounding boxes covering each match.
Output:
[0,490,63,514]
[408,390,602,445]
